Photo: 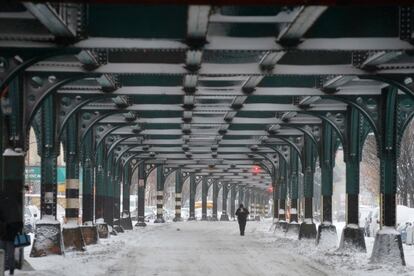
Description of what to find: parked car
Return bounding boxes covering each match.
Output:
[130,206,156,222]
[181,207,189,220]
[24,205,40,232]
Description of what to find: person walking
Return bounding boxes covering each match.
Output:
[0,195,23,275]
[235,204,249,236]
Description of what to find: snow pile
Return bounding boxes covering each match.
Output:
[62,221,79,229]
[397,206,414,226]
[36,216,60,225]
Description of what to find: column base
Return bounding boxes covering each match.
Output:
[113,225,124,233]
[370,227,405,266]
[285,222,300,239]
[275,221,288,232]
[30,221,63,257]
[173,216,182,222]
[187,217,196,221]
[120,216,133,230]
[154,217,165,223]
[316,223,337,248]
[62,225,86,251]
[299,221,317,240]
[339,225,366,252]
[135,221,147,227]
[220,214,229,221]
[97,223,110,239]
[109,226,118,236]
[211,216,218,221]
[201,216,208,221]
[80,225,99,245]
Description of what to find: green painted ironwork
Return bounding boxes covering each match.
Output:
[40,95,59,218]
[82,130,94,223]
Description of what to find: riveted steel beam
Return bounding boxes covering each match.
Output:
[23,3,78,39]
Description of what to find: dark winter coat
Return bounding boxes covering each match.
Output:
[0,196,23,241]
[235,207,249,222]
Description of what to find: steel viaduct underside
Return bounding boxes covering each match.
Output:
[0,1,413,265]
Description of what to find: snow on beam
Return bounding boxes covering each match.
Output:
[58,86,383,96]
[28,62,414,76]
[2,37,413,52]
[298,96,321,108]
[323,75,356,91]
[360,51,404,70]
[76,50,101,71]
[260,52,286,71]
[23,3,77,38]
[209,11,297,24]
[81,102,346,112]
[97,74,118,92]
[277,6,328,44]
[187,6,211,40]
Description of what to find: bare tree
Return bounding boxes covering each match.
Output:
[397,120,414,207]
[360,134,380,206]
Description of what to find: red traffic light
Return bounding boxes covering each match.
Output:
[267,185,273,193]
[252,165,261,174]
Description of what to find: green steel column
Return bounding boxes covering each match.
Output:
[173,169,183,222]
[339,107,366,251]
[320,122,335,224]
[188,174,196,221]
[261,194,266,217]
[279,160,288,222]
[201,177,208,221]
[104,152,114,225]
[95,143,105,221]
[298,135,318,239]
[1,77,25,222]
[113,162,121,226]
[290,149,299,223]
[2,79,27,253]
[120,163,133,230]
[64,116,80,224]
[8,77,24,149]
[238,186,244,208]
[272,165,279,220]
[371,86,405,265]
[230,184,236,219]
[62,115,85,251]
[244,188,250,214]
[82,131,94,223]
[2,149,25,233]
[250,190,256,217]
[212,181,219,221]
[345,107,361,226]
[220,184,229,221]
[122,164,131,216]
[173,170,183,221]
[264,194,270,217]
[40,96,58,218]
[303,135,315,222]
[136,162,146,227]
[379,87,398,228]
[154,165,165,223]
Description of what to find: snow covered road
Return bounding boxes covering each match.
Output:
[104,222,333,276]
[17,220,414,276]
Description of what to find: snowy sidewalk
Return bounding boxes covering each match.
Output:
[15,221,414,276]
